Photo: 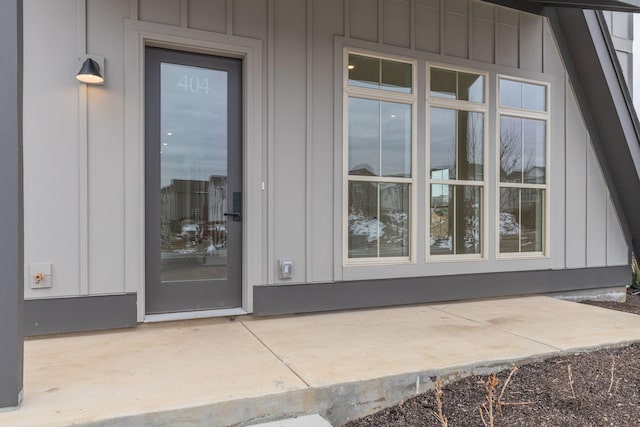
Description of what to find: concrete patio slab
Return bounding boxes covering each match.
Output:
[243,305,557,387]
[0,296,639,427]
[431,296,640,350]
[0,320,307,427]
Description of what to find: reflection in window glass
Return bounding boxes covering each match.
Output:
[382,103,412,177]
[430,68,484,103]
[499,188,544,253]
[348,182,410,258]
[430,108,484,181]
[349,98,411,178]
[430,185,481,255]
[500,116,546,184]
[348,98,380,176]
[430,68,456,99]
[499,78,546,112]
[159,63,229,282]
[348,54,412,93]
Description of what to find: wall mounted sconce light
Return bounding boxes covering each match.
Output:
[76,56,104,85]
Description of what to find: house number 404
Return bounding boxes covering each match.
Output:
[178,75,210,94]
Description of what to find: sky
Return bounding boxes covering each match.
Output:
[160,62,228,188]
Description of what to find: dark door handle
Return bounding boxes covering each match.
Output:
[224,212,242,221]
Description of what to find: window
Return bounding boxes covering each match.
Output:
[428,67,487,257]
[497,77,549,255]
[345,53,415,262]
[343,50,551,265]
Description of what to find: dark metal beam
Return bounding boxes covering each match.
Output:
[547,8,640,260]
[0,0,24,411]
[483,0,640,13]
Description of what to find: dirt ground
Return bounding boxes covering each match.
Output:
[344,290,640,427]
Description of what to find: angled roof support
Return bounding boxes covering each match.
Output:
[484,0,640,13]
[546,7,640,259]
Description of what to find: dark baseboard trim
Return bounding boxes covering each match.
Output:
[253,266,630,316]
[24,293,137,337]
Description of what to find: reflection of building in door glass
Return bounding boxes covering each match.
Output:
[160,176,228,251]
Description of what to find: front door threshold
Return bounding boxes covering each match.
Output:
[144,307,248,323]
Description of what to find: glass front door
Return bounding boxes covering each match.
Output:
[145,47,242,314]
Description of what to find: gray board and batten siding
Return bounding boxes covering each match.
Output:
[20,0,631,334]
[131,0,628,281]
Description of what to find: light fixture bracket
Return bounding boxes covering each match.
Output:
[77,54,105,85]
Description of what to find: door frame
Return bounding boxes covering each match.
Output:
[144,47,243,315]
[124,19,264,321]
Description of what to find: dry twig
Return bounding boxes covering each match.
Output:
[608,355,616,394]
[497,367,518,415]
[480,374,499,427]
[430,379,448,427]
[567,365,576,398]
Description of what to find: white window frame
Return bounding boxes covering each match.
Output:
[496,75,551,259]
[426,63,489,261]
[343,49,417,265]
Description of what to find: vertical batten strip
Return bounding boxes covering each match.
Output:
[345,0,350,39]
[130,0,138,21]
[584,132,589,265]
[517,12,522,69]
[77,0,89,295]
[541,17,546,72]
[267,0,276,283]
[410,0,416,50]
[564,74,569,268]
[180,0,188,28]
[226,0,233,35]
[468,0,473,60]
[306,0,313,282]
[378,0,383,44]
[440,0,445,54]
[494,5,499,65]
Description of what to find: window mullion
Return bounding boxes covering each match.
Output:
[379,101,383,180]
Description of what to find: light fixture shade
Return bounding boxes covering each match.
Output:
[76,58,104,84]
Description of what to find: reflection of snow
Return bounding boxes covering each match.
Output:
[349,213,384,242]
[385,212,408,244]
[349,211,408,244]
[433,236,452,250]
[207,244,217,255]
[499,213,520,235]
[465,214,480,249]
[177,249,197,254]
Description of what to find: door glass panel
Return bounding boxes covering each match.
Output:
[159,62,228,282]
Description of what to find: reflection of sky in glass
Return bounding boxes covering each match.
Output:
[348,54,412,94]
[349,98,380,175]
[430,107,456,177]
[500,79,546,112]
[430,69,484,103]
[349,98,411,177]
[430,108,483,180]
[161,63,227,187]
[500,116,545,183]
